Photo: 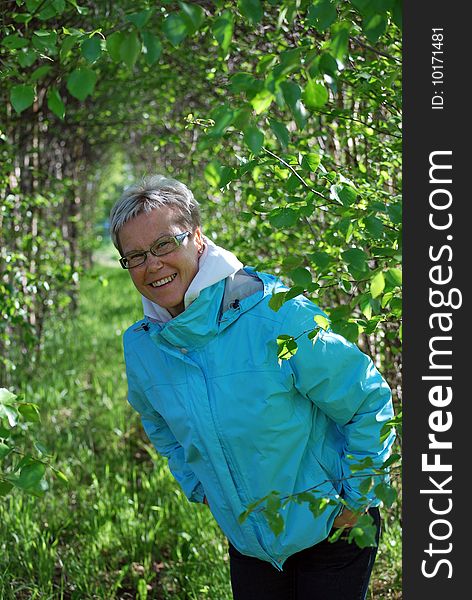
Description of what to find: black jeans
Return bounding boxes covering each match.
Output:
[228,508,381,600]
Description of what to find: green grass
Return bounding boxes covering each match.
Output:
[1,262,402,599]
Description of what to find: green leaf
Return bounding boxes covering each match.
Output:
[374,481,397,508]
[276,335,298,361]
[308,497,331,517]
[48,88,66,117]
[212,11,233,54]
[330,21,351,60]
[230,72,260,93]
[342,248,368,271]
[392,0,402,29]
[359,476,373,495]
[18,462,46,490]
[307,0,337,31]
[30,65,52,82]
[386,268,402,286]
[18,402,41,422]
[60,34,78,60]
[0,481,13,496]
[250,89,274,114]
[328,526,345,543]
[81,35,102,63]
[67,68,97,101]
[26,1,42,13]
[208,105,234,136]
[179,1,205,32]
[331,184,357,206]
[382,453,401,469]
[38,2,58,20]
[269,291,287,312]
[348,513,377,548]
[2,34,29,49]
[219,166,234,188]
[0,389,16,404]
[163,13,189,47]
[269,119,289,148]
[0,442,11,459]
[289,267,312,288]
[370,271,385,298]
[280,81,308,127]
[53,468,69,485]
[243,126,264,155]
[303,80,329,110]
[265,511,284,536]
[0,403,17,427]
[10,84,35,114]
[309,251,332,270]
[32,30,57,54]
[126,9,153,29]
[349,456,374,473]
[314,314,330,331]
[204,161,222,187]
[364,215,384,239]
[53,0,66,13]
[269,207,298,228]
[363,13,387,43]
[238,0,263,24]
[300,152,321,173]
[387,202,402,224]
[34,441,51,456]
[319,52,338,75]
[18,50,38,67]
[106,31,125,62]
[280,80,300,105]
[141,32,162,66]
[120,32,141,70]
[294,491,316,504]
[266,491,281,512]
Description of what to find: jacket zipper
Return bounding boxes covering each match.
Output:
[198,351,281,568]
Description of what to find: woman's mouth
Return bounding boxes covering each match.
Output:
[149,273,177,288]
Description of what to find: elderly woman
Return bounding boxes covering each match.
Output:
[110,175,395,600]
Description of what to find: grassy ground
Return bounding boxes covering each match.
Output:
[1,259,402,599]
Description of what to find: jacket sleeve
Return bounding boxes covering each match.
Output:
[125,356,205,504]
[283,302,396,510]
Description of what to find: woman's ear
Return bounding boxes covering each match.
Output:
[194,227,204,254]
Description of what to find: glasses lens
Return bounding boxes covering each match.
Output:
[150,237,179,257]
[125,253,146,268]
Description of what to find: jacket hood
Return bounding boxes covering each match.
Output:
[142,237,243,323]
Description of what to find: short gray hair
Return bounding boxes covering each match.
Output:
[109,175,201,252]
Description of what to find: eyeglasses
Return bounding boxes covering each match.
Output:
[119,231,190,269]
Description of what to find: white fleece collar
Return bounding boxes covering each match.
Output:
[141,237,243,322]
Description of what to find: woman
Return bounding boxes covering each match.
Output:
[110,175,395,600]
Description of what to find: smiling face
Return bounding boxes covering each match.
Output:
[119,205,204,317]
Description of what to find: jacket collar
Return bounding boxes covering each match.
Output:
[148,268,281,349]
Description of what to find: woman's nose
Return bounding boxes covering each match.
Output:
[146,252,164,269]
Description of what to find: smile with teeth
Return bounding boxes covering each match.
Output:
[149,273,177,288]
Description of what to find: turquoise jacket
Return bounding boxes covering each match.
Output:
[123,269,394,570]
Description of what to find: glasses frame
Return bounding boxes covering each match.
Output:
[119,231,191,269]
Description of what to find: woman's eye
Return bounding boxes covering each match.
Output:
[155,239,174,251]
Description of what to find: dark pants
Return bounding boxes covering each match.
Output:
[229,508,381,600]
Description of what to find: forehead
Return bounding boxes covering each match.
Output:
[119,205,182,254]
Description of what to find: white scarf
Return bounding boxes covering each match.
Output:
[141,237,243,322]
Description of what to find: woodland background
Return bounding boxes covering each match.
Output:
[1,1,402,598]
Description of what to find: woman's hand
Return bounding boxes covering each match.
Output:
[332,508,359,529]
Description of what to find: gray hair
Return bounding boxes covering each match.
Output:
[109,174,201,252]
